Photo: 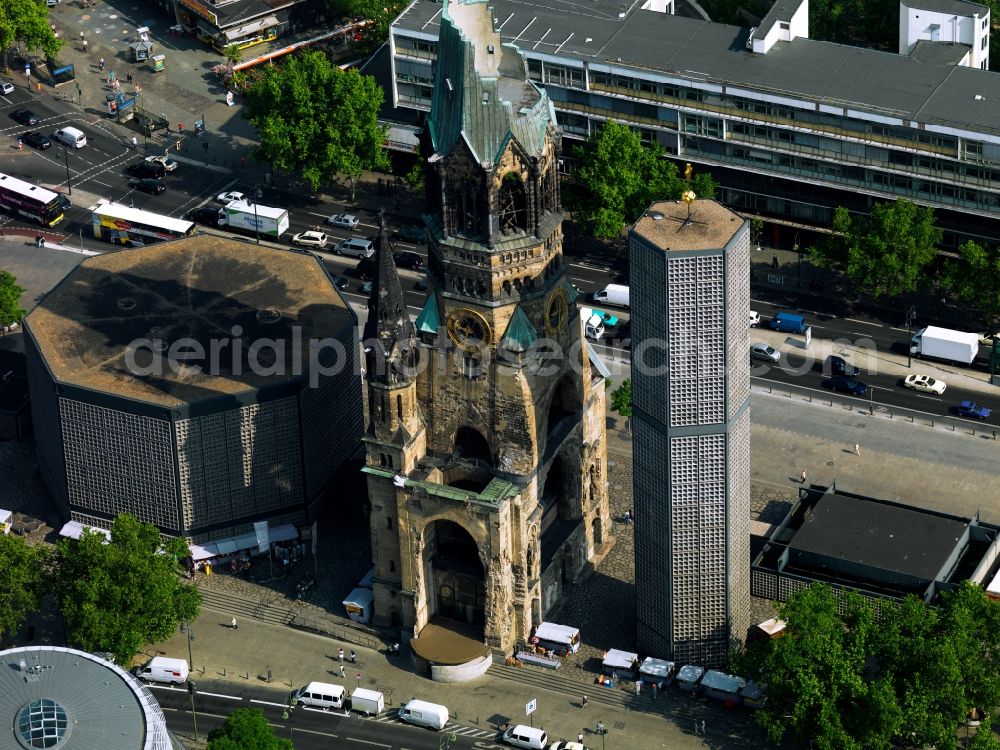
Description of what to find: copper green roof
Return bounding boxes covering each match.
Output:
[565,279,581,304]
[415,291,441,335]
[499,305,538,353]
[426,0,555,166]
[361,466,516,509]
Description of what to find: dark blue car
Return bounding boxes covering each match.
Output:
[826,376,869,396]
[957,400,991,419]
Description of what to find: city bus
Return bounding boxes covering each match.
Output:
[91,201,195,246]
[0,172,66,226]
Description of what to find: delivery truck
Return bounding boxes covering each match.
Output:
[910,326,979,366]
[217,200,290,238]
[593,284,630,308]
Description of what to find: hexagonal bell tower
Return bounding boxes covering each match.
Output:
[363,0,613,676]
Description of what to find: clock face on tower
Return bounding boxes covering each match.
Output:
[446,308,493,351]
[545,287,569,335]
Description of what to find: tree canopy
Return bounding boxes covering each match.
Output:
[0,534,49,646]
[0,269,25,330]
[810,200,941,299]
[54,514,201,666]
[610,379,632,417]
[941,240,1000,328]
[564,120,715,239]
[326,0,407,56]
[242,50,389,193]
[0,0,62,60]
[736,581,1000,750]
[207,708,293,750]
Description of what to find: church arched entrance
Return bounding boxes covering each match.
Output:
[425,520,486,633]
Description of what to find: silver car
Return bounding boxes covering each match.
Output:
[750,343,780,363]
[327,213,359,229]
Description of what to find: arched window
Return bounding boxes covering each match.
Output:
[497,172,528,234]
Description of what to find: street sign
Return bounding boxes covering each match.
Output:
[525,698,536,715]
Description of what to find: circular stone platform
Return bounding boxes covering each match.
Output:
[410,617,492,682]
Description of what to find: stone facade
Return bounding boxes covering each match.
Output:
[362,0,612,656]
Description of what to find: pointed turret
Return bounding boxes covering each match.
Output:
[364,209,416,385]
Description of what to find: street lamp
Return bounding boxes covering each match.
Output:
[905,305,917,368]
[793,232,801,285]
[62,147,72,196]
[282,695,298,739]
[252,186,263,243]
[186,680,199,741]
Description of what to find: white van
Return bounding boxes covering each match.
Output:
[398,698,449,730]
[350,687,384,716]
[501,724,548,749]
[134,656,189,684]
[53,127,87,149]
[593,283,629,308]
[334,237,375,258]
[295,681,346,709]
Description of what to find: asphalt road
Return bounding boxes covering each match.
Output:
[153,681,528,750]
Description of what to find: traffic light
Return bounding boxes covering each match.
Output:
[187,680,197,695]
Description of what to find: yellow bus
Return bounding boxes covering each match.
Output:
[91,201,195,246]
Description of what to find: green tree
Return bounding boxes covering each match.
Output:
[223,43,242,65]
[610,378,632,417]
[811,200,941,299]
[0,269,25,332]
[0,534,49,646]
[207,708,293,750]
[566,121,699,239]
[326,0,407,56]
[941,240,1000,327]
[54,514,201,666]
[809,0,895,48]
[968,716,1000,750]
[242,50,389,197]
[0,0,62,63]
[404,159,425,195]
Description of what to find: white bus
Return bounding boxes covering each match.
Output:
[91,201,195,246]
[0,172,66,226]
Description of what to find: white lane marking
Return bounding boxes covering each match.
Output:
[250,699,289,707]
[843,318,882,327]
[342,739,390,748]
[197,691,243,700]
[890,326,909,333]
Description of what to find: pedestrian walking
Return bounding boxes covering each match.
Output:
[130,136,137,150]
[35,234,41,248]
[230,616,237,629]
[17,138,23,150]
[700,719,706,734]
[338,665,345,677]
[800,469,807,484]
[635,679,641,696]
[82,39,87,51]
[338,648,344,661]
[79,30,85,41]
[854,443,861,456]
[350,650,357,663]
[596,720,604,735]
[98,57,104,72]
[581,695,588,709]
[651,682,658,700]
[38,236,44,248]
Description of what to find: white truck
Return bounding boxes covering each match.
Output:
[580,308,606,340]
[910,326,979,366]
[217,200,290,238]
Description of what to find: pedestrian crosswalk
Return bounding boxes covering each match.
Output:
[363,710,497,739]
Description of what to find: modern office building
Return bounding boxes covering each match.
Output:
[24,236,361,542]
[388,0,999,248]
[0,646,176,750]
[630,199,752,667]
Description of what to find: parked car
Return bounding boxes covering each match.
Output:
[393,225,425,243]
[331,275,350,291]
[902,373,946,395]
[413,278,428,292]
[360,280,374,295]
[825,355,859,377]
[217,190,246,203]
[145,154,179,172]
[126,161,166,179]
[393,250,424,270]
[186,206,220,226]
[549,743,588,750]
[956,400,991,419]
[825,376,869,396]
[0,81,14,96]
[10,109,38,125]
[130,178,166,195]
[327,213,359,229]
[22,131,51,150]
[750,343,780,363]
[356,257,377,281]
[291,230,329,249]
